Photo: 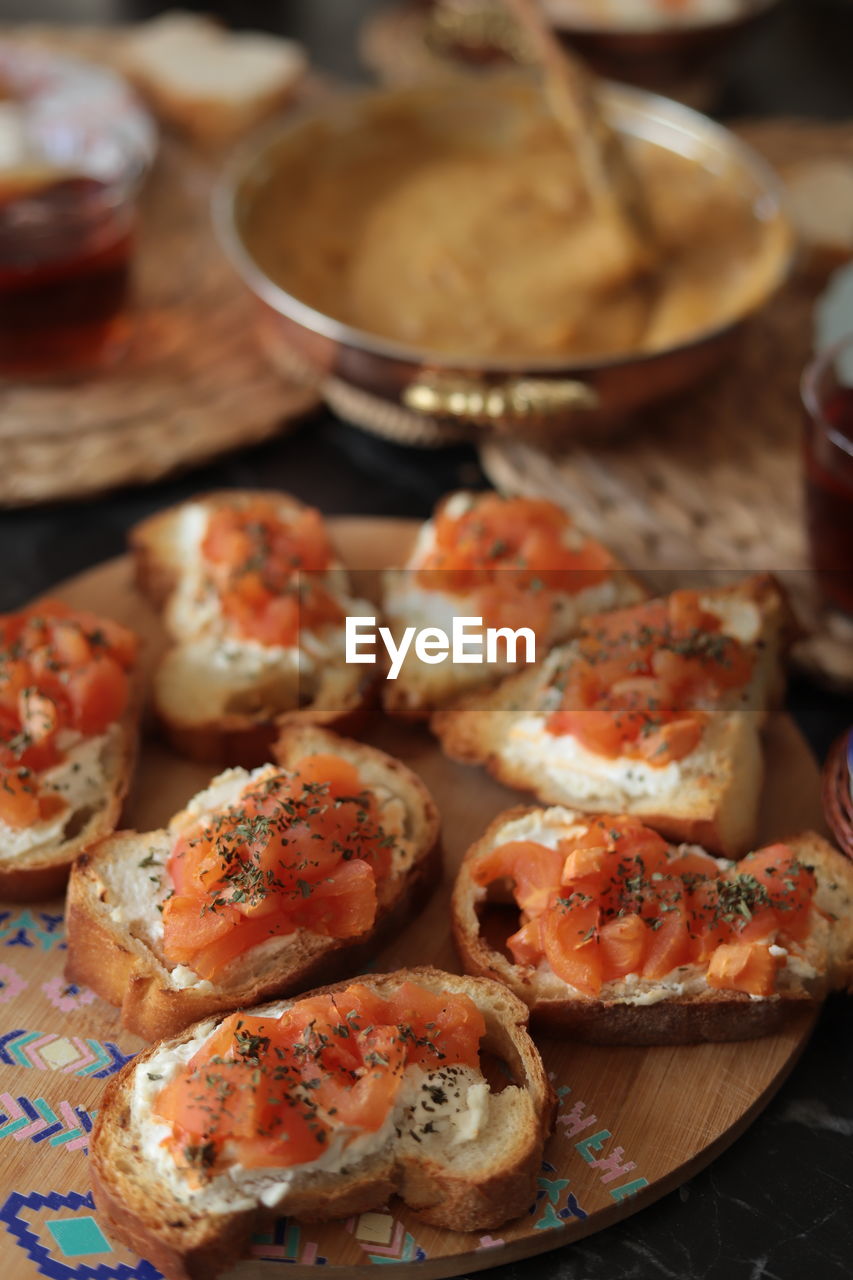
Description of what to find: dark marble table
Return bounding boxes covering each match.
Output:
[4,3,853,1278]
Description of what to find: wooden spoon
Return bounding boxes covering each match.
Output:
[503,0,657,266]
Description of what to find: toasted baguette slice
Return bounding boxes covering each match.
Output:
[434,574,791,856]
[452,804,853,1045]
[381,490,646,720]
[131,490,375,767]
[90,967,556,1280]
[0,718,137,903]
[64,728,441,1040]
[0,606,141,903]
[117,11,307,146]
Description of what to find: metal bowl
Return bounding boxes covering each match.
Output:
[214,76,793,438]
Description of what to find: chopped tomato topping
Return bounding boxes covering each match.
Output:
[200,500,343,646]
[545,591,754,767]
[152,982,485,1178]
[474,816,817,998]
[162,758,396,979]
[414,494,615,642]
[0,601,136,827]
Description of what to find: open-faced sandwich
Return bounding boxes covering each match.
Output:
[381,491,645,720]
[65,727,440,1040]
[90,968,555,1280]
[131,490,375,766]
[453,806,853,1044]
[435,574,791,856]
[0,600,139,901]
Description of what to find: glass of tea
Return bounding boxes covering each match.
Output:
[802,332,853,617]
[0,168,139,376]
[0,44,156,378]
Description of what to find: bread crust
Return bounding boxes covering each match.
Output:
[451,807,853,1045]
[65,728,442,1040]
[150,689,374,771]
[0,672,141,903]
[131,491,377,768]
[89,967,556,1280]
[434,574,792,858]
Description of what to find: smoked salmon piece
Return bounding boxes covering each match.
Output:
[415,494,615,639]
[153,982,486,1174]
[161,757,394,978]
[0,601,136,829]
[546,590,754,766]
[201,500,342,646]
[473,816,819,999]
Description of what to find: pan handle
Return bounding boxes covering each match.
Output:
[402,371,600,424]
[425,0,529,60]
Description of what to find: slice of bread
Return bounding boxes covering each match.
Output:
[452,804,853,1045]
[0,713,138,903]
[89,967,556,1280]
[381,490,646,720]
[131,490,375,768]
[117,11,307,146]
[0,606,141,903]
[434,574,791,857]
[64,727,441,1041]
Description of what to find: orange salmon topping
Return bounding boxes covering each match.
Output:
[162,755,397,979]
[545,591,754,766]
[0,600,136,828]
[153,981,486,1177]
[474,817,816,998]
[201,500,343,646]
[415,495,614,638]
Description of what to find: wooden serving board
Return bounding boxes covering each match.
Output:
[0,518,824,1280]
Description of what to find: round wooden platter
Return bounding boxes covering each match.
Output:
[4,517,822,1280]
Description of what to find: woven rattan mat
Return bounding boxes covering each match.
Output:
[479,120,853,685]
[0,28,320,506]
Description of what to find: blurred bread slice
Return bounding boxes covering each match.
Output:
[118,11,307,145]
[784,158,853,276]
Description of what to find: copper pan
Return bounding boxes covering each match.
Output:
[213,76,793,440]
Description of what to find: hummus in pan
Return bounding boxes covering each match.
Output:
[240,79,788,363]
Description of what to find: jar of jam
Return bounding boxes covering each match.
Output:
[802,331,853,617]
